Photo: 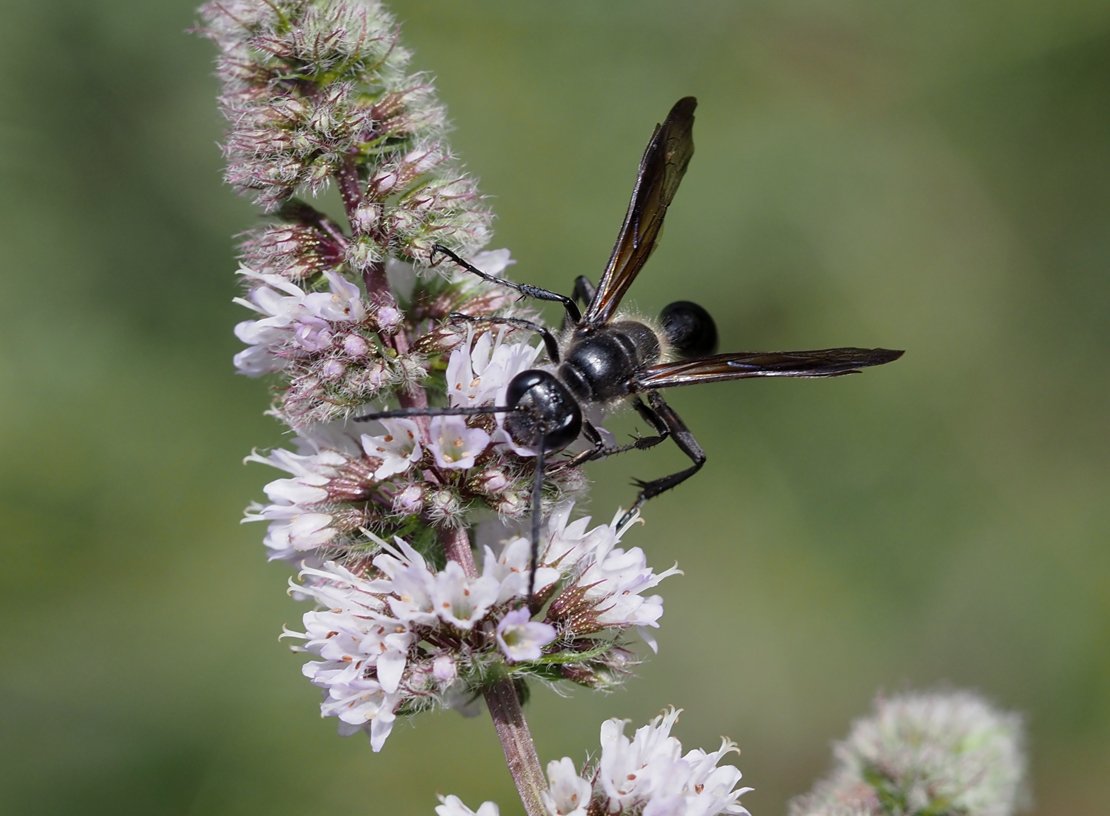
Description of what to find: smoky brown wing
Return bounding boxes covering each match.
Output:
[635,348,905,389]
[582,97,697,327]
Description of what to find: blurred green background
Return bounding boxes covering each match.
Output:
[2,1,1107,813]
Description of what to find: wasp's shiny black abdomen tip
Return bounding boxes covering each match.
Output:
[661,300,718,357]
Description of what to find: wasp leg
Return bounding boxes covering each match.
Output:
[447,312,561,363]
[563,276,597,332]
[551,419,608,470]
[572,275,597,307]
[431,244,582,325]
[555,398,671,473]
[617,391,706,529]
[526,424,551,612]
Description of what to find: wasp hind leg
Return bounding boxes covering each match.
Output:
[554,396,671,473]
[572,276,596,307]
[616,390,706,529]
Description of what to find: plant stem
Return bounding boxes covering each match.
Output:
[345,152,542,811]
[439,526,548,816]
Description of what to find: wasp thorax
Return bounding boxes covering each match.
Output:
[559,322,661,403]
[660,300,718,357]
[504,370,582,453]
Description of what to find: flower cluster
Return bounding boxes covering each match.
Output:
[284,503,678,750]
[201,5,1034,816]
[198,0,502,426]
[789,691,1027,816]
[197,0,488,259]
[232,250,521,426]
[243,327,587,561]
[440,709,752,816]
[199,5,704,814]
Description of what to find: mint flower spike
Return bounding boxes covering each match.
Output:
[198,0,489,258]
[789,690,1028,816]
[202,1,687,811]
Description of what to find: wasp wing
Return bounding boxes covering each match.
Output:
[635,348,904,389]
[582,97,697,327]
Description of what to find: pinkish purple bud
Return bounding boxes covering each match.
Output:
[472,467,510,495]
[320,359,346,380]
[432,655,457,683]
[393,483,425,514]
[352,203,380,235]
[343,333,370,357]
[376,305,403,331]
[364,361,389,388]
[404,147,441,176]
[373,171,398,194]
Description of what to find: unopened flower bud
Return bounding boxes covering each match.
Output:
[351,203,380,235]
[471,467,510,496]
[493,490,528,518]
[320,359,346,380]
[347,237,383,271]
[376,305,403,332]
[343,333,370,358]
[432,655,457,683]
[373,170,398,194]
[392,483,425,515]
[427,489,463,525]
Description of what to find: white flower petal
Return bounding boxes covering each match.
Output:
[496,608,557,662]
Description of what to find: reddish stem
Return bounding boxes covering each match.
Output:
[439,526,548,816]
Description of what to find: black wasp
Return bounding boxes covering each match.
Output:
[359,97,902,600]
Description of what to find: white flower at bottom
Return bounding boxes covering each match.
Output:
[543,757,592,816]
[594,710,750,816]
[436,794,500,816]
[496,608,557,662]
[535,504,680,651]
[545,708,751,816]
[289,562,416,752]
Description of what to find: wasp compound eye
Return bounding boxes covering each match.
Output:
[661,300,718,357]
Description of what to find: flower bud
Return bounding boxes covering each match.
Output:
[392,483,426,515]
[320,358,346,380]
[342,333,370,358]
[351,203,380,235]
[427,489,463,526]
[471,467,510,496]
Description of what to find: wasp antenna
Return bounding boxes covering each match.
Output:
[527,430,547,611]
[352,404,515,423]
